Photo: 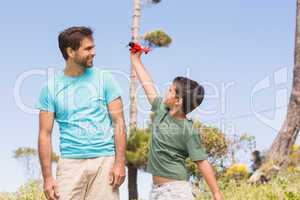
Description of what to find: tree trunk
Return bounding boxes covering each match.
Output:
[250,0,300,182]
[128,165,138,200]
[130,0,141,129]
[265,0,300,167]
[128,0,141,199]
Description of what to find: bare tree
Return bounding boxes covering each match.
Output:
[250,0,300,182]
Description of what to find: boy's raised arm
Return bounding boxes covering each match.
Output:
[130,52,158,105]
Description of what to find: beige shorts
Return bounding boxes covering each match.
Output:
[56,156,119,200]
[149,181,195,200]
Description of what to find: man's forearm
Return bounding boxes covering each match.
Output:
[38,132,53,181]
[114,121,126,164]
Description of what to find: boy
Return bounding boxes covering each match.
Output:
[130,51,224,200]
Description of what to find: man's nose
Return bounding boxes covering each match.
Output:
[91,49,96,57]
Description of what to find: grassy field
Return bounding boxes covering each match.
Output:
[1,168,300,200]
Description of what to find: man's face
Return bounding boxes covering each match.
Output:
[73,37,96,68]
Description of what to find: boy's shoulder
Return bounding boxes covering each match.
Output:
[183,119,201,137]
[151,96,168,113]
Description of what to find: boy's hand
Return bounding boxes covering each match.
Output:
[130,51,142,64]
[129,49,158,104]
[213,192,224,200]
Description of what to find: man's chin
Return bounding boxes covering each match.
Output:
[85,62,94,68]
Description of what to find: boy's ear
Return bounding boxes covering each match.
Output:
[176,97,183,106]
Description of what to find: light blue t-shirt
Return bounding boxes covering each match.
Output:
[36,67,122,159]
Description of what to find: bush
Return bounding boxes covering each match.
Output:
[225,163,249,180]
[126,128,150,168]
[143,30,172,47]
[193,121,228,164]
[188,121,228,178]
[15,180,46,200]
[0,180,46,200]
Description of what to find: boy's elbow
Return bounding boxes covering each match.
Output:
[196,159,210,169]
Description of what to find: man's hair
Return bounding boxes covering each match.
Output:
[58,26,93,60]
[173,76,205,114]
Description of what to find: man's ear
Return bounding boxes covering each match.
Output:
[66,47,75,59]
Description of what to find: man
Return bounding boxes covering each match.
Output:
[37,26,126,200]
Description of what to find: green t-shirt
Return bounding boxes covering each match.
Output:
[147,97,208,181]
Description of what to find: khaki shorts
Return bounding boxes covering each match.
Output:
[149,181,195,200]
[56,156,119,200]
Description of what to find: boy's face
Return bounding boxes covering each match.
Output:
[163,84,182,110]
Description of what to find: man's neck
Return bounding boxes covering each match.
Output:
[64,61,85,77]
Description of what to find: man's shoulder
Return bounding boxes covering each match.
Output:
[90,67,108,73]
[90,67,115,80]
[40,70,65,95]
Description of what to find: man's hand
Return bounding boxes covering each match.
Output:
[109,162,126,190]
[43,177,59,200]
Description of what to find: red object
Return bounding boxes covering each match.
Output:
[129,42,150,54]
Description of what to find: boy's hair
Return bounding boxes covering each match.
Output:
[58,26,93,60]
[173,76,205,114]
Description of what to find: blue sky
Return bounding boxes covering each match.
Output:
[0,0,298,199]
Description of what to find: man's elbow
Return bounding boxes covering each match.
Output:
[113,120,126,133]
[38,129,52,141]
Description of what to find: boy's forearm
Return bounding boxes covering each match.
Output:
[131,56,153,85]
[38,132,53,181]
[130,55,158,103]
[197,160,222,195]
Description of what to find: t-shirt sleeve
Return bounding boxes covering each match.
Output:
[103,71,122,103]
[36,84,55,113]
[186,132,208,161]
[151,96,163,112]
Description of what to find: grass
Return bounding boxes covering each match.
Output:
[1,168,300,200]
[197,167,300,200]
